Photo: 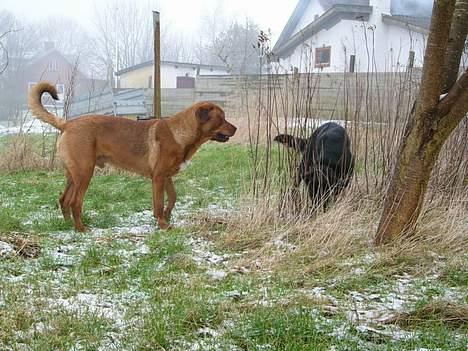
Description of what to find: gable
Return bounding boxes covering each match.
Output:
[274,1,372,56]
[273,3,372,58]
[25,49,86,79]
[273,0,432,60]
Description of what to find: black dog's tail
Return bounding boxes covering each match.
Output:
[274,134,307,152]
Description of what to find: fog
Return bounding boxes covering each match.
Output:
[391,0,433,17]
[0,0,437,125]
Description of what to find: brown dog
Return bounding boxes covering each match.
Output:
[28,81,237,231]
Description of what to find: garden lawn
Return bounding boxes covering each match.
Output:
[0,143,466,350]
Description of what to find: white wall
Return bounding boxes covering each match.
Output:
[199,67,230,75]
[291,1,325,37]
[119,64,230,89]
[278,0,427,73]
[161,65,197,89]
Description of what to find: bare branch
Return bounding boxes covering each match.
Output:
[418,0,456,110]
[0,28,22,74]
[0,40,8,74]
[441,0,468,93]
[437,68,468,117]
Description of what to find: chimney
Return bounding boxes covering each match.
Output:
[44,41,55,51]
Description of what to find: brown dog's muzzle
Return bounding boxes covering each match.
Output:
[212,121,237,143]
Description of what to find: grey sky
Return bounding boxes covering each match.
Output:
[2,0,297,42]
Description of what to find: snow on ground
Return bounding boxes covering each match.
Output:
[1,186,465,348]
[1,193,238,349]
[0,119,56,136]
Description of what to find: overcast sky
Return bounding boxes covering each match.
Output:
[2,0,297,42]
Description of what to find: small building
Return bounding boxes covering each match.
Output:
[18,43,87,102]
[0,41,107,123]
[272,0,431,73]
[115,60,231,89]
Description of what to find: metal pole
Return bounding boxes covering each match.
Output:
[153,11,161,119]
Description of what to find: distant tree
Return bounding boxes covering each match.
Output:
[210,18,262,74]
[92,0,197,84]
[160,30,195,63]
[0,11,42,124]
[0,31,8,75]
[375,0,468,245]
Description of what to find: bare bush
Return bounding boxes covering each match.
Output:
[0,134,56,172]
[218,33,467,269]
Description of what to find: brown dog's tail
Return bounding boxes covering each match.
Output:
[274,134,308,152]
[28,81,65,131]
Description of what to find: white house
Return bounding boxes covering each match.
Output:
[272,0,432,73]
[115,60,230,89]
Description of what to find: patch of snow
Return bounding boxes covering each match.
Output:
[224,290,245,301]
[4,275,25,283]
[49,251,75,267]
[355,324,416,341]
[206,269,228,281]
[0,241,15,258]
[48,293,126,327]
[189,237,229,266]
[272,238,296,251]
[0,119,57,136]
[196,327,219,338]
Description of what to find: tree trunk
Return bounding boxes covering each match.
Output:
[375,0,468,245]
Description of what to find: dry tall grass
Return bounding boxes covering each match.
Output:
[215,47,467,272]
[0,134,58,172]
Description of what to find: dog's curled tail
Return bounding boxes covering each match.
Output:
[274,134,307,152]
[28,81,65,131]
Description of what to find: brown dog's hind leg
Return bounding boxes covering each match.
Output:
[70,167,94,232]
[59,170,73,220]
[163,177,176,221]
[152,175,169,230]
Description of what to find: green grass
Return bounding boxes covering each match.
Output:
[0,142,466,350]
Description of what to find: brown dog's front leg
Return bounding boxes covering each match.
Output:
[163,177,176,221]
[152,175,169,230]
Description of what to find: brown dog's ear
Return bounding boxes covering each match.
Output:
[195,104,212,123]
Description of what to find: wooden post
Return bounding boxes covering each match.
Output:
[153,11,161,119]
[349,55,356,73]
[408,50,415,69]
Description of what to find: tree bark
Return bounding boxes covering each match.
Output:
[375,0,468,245]
[441,0,468,93]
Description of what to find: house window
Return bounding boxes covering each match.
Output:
[315,46,331,68]
[56,84,65,95]
[47,60,59,71]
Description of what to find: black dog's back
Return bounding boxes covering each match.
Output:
[275,122,354,208]
[307,122,353,171]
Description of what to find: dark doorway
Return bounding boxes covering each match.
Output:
[176,76,195,88]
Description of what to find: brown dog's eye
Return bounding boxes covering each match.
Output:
[196,105,212,122]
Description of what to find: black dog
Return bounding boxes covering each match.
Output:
[274,122,354,209]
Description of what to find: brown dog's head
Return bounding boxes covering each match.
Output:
[195,102,237,143]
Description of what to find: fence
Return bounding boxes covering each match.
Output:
[68,71,421,121]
